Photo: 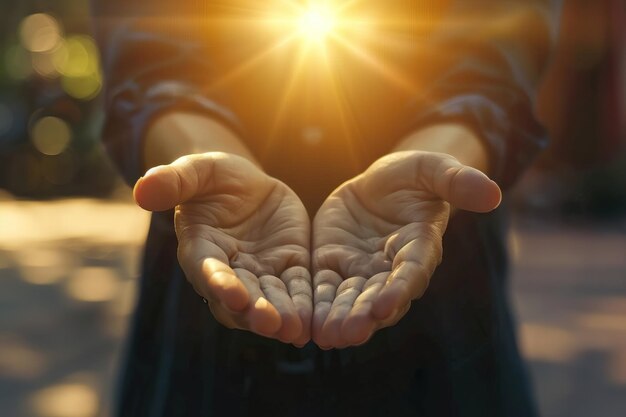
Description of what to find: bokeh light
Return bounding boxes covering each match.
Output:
[19,13,63,53]
[0,199,151,250]
[13,15,103,100]
[61,72,102,100]
[301,125,324,145]
[53,35,102,100]
[31,51,59,79]
[29,382,98,417]
[30,116,72,156]
[106,280,137,318]
[52,36,97,77]
[65,266,120,302]
[15,247,74,285]
[0,335,47,380]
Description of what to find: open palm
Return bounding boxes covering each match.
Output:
[312,151,501,348]
[134,153,312,345]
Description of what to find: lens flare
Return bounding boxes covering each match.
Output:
[200,0,427,162]
[298,6,335,41]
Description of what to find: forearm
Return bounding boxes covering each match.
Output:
[391,2,557,188]
[143,112,258,171]
[392,123,491,175]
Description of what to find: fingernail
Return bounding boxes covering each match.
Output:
[145,165,169,178]
[255,297,270,310]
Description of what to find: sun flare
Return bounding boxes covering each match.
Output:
[202,0,424,159]
[298,5,336,41]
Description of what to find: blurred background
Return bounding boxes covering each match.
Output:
[0,0,624,416]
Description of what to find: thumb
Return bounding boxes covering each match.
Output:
[430,156,502,213]
[133,163,194,212]
[134,153,223,212]
[133,152,264,212]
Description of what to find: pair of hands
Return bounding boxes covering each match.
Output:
[134,151,501,349]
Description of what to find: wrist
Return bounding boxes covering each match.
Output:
[143,111,259,172]
[392,122,491,175]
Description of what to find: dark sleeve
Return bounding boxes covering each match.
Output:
[91,0,242,185]
[400,0,562,188]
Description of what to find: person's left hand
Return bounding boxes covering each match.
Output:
[134,153,312,346]
[311,151,502,349]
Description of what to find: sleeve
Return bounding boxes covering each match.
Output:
[91,0,243,185]
[399,0,562,188]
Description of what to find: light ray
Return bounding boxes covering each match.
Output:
[330,32,417,93]
[192,0,433,168]
[317,43,362,172]
[261,42,313,158]
[335,0,365,14]
[206,32,300,91]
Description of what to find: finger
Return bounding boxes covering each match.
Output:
[205,272,286,338]
[391,224,444,272]
[377,302,411,330]
[259,275,302,343]
[320,277,367,348]
[383,222,444,262]
[177,231,250,322]
[348,302,411,348]
[177,235,250,311]
[312,270,342,348]
[133,153,261,212]
[235,269,282,337]
[373,258,431,321]
[282,266,313,346]
[374,221,444,319]
[133,160,201,212]
[341,272,389,345]
[359,152,501,213]
[427,155,502,213]
[204,259,253,312]
[206,301,241,330]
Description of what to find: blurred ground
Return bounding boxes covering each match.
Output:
[0,189,148,417]
[0,185,625,417]
[510,214,626,417]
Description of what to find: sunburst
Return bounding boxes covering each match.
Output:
[198,0,427,159]
[298,4,336,41]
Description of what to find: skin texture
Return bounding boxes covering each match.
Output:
[134,153,312,346]
[311,151,502,348]
[137,112,501,348]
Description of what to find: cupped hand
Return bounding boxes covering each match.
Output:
[311,151,502,349]
[134,152,312,346]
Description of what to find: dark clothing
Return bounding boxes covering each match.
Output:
[92,1,559,416]
[125,207,528,417]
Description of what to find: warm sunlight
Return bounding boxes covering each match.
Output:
[298,5,336,41]
[197,0,432,159]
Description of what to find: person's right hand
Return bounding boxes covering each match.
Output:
[311,151,501,349]
[133,152,312,346]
